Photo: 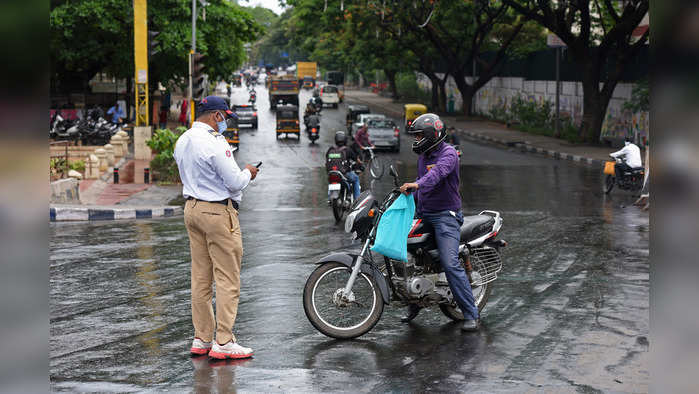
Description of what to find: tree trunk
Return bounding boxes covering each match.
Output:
[453,71,475,115]
[580,71,615,144]
[384,68,398,99]
[437,77,448,113]
[428,74,439,110]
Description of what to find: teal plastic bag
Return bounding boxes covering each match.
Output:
[370,194,416,262]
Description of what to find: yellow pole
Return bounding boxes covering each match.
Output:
[134,0,149,126]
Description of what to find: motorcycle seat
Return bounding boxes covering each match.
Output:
[460,215,495,242]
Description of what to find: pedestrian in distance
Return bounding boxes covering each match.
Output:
[107,102,125,125]
[179,100,189,126]
[399,113,481,332]
[173,95,260,359]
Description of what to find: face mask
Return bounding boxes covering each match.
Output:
[216,112,227,133]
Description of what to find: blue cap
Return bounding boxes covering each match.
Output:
[199,96,237,118]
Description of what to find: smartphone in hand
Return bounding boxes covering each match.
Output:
[255,161,263,168]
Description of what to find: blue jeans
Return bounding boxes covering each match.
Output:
[345,171,361,200]
[327,171,361,201]
[422,210,479,321]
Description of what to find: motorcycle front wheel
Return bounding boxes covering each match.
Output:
[303,262,384,339]
[604,175,615,194]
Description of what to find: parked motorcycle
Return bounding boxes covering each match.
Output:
[304,165,506,339]
[603,158,645,194]
[50,112,80,142]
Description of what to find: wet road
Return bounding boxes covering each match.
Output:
[50,84,649,392]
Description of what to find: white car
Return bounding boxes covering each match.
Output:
[320,85,340,108]
[352,113,386,136]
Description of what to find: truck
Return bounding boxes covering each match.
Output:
[268,75,299,110]
[296,62,318,88]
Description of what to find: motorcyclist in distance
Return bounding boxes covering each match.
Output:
[326,131,361,202]
[445,126,461,146]
[610,136,643,175]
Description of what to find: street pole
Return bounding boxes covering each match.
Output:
[472,13,477,116]
[188,0,197,125]
[555,47,561,137]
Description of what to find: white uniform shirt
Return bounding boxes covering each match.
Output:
[610,143,643,168]
[174,121,251,203]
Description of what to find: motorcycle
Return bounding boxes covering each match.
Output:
[603,158,645,194]
[50,112,80,142]
[305,114,320,144]
[304,165,506,339]
[327,169,354,222]
[249,91,257,104]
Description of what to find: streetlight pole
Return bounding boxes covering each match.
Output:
[188,0,197,124]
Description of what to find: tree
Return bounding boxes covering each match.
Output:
[379,0,534,115]
[503,0,649,143]
[50,0,263,95]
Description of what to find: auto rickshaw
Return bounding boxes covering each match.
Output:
[233,74,242,87]
[403,103,427,131]
[223,118,240,151]
[345,104,370,136]
[276,104,300,139]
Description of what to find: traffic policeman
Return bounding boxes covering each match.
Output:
[173,96,259,359]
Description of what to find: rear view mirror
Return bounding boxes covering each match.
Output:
[389,165,398,178]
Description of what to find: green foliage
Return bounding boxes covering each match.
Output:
[50,0,264,92]
[623,79,649,113]
[146,128,183,183]
[395,72,431,105]
[69,160,86,173]
[510,95,551,129]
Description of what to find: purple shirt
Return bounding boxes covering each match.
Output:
[415,142,461,213]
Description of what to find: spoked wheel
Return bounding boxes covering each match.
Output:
[604,175,615,194]
[439,261,493,321]
[368,157,384,179]
[303,262,384,339]
[332,186,347,222]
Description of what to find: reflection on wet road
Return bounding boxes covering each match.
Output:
[50,84,648,392]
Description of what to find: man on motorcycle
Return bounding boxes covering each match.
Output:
[398,113,480,332]
[610,136,643,175]
[326,131,361,201]
[445,126,461,146]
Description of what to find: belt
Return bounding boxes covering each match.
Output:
[187,197,239,210]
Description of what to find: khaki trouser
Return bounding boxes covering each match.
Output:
[184,199,243,344]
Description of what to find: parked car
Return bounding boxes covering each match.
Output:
[352,113,386,136]
[320,85,340,108]
[366,118,400,152]
[232,104,258,129]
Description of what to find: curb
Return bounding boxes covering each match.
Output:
[459,130,606,168]
[50,205,183,222]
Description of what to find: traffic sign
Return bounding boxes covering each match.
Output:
[547,34,567,48]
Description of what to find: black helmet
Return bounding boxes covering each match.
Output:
[334,130,347,146]
[407,113,446,154]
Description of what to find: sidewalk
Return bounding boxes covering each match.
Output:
[344,89,612,167]
[50,158,184,222]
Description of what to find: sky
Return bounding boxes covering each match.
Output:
[240,0,287,15]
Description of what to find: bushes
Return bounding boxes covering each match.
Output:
[487,95,582,144]
[146,127,185,183]
[396,72,431,105]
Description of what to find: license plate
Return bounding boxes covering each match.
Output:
[328,183,341,191]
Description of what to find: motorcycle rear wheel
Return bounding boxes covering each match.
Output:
[303,262,384,339]
[332,186,347,222]
[439,258,494,321]
[604,175,615,194]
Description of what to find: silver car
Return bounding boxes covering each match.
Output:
[366,118,400,152]
[352,113,386,136]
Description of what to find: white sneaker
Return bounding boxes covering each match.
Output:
[208,341,254,359]
[190,338,212,355]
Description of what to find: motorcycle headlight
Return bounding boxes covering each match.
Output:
[344,210,358,233]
